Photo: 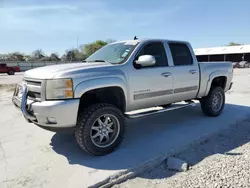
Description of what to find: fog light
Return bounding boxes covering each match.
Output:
[47,117,57,124]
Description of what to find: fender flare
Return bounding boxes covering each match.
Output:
[204,71,228,96]
[74,77,128,102]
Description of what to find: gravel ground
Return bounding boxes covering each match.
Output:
[115,117,250,188]
[115,69,250,188]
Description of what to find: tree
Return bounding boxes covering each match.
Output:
[31,49,45,60]
[1,39,115,62]
[61,48,88,62]
[50,53,60,61]
[82,40,108,57]
[40,56,52,61]
[6,52,25,61]
[62,49,78,61]
[0,54,5,60]
[226,42,243,46]
[65,50,75,61]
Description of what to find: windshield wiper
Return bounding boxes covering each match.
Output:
[82,59,108,63]
[92,59,106,62]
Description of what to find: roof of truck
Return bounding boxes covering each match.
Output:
[111,39,189,45]
[194,45,250,55]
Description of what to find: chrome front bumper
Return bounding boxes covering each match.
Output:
[12,84,80,128]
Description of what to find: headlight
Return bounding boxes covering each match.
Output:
[46,79,73,100]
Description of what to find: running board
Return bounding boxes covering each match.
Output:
[125,101,196,119]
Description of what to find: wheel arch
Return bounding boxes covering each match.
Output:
[205,71,228,96]
[75,78,127,113]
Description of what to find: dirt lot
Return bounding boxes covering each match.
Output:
[116,117,250,188]
[0,69,250,188]
[0,72,23,85]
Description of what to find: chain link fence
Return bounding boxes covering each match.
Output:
[1,61,72,72]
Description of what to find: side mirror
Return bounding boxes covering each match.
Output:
[135,55,156,67]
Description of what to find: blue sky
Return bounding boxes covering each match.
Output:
[0,0,250,55]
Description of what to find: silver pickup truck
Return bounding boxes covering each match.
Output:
[12,39,233,156]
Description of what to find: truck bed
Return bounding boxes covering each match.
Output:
[197,61,233,98]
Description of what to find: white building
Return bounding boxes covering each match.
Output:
[194,45,250,62]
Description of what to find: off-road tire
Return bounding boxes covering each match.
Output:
[200,86,225,117]
[74,103,125,156]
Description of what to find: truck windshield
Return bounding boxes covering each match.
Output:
[85,41,138,64]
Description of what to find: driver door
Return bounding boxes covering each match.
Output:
[127,42,174,111]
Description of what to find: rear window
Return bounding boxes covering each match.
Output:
[169,43,193,66]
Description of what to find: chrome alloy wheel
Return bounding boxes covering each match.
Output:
[90,114,120,148]
[212,92,223,112]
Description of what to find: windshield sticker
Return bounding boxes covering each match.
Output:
[121,51,129,58]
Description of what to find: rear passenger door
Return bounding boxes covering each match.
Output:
[168,43,199,102]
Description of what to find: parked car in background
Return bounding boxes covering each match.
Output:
[0,63,20,75]
[232,62,240,68]
[245,62,250,68]
[239,61,250,68]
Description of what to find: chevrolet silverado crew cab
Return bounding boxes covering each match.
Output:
[12,39,233,156]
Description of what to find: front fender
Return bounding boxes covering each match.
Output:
[205,70,228,96]
[74,77,128,100]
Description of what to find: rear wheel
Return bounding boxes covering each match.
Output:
[75,103,125,156]
[8,70,15,75]
[200,86,225,117]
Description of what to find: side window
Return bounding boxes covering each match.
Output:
[136,42,168,67]
[169,43,193,66]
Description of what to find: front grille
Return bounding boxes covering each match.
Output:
[24,79,42,101]
[27,91,41,101]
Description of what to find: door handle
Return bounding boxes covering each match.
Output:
[161,72,172,77]
[189,70,197,74]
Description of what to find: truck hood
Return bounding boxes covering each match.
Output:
[24,62,111,79]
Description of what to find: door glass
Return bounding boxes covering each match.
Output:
[169,43,193,66]
[137,42,168,67]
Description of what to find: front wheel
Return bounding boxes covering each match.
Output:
[200,86,225,117]
[75,103,125,156]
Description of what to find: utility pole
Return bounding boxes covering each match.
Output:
[76,35,79,49]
